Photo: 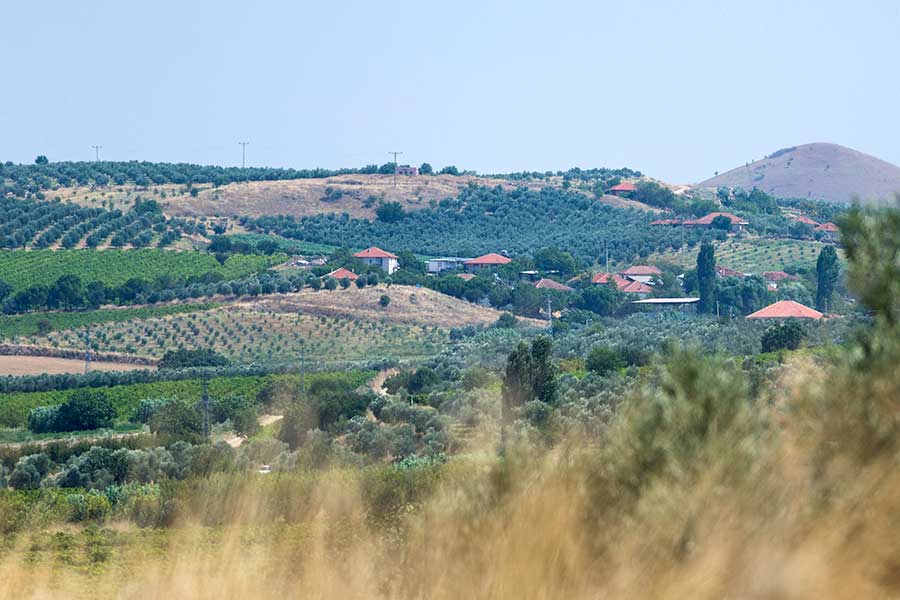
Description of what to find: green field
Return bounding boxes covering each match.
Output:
[225,233,337,255]
[0,370,374,429]
[0,302,218,338]
[0,249,285,291]
[650,238,842,272]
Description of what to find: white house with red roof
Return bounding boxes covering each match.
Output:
[464,253,512,273]
[353,247,399,274]
[591,272,652,297]
[323,267,359,281]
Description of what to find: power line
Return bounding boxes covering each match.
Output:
[91,145,102,162]
[389,151,402,188]
[239,142,250,169]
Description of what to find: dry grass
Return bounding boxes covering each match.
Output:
[0,355,149,376]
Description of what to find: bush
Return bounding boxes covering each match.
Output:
[158,348,229,369]
[761,321,805,353]
[131,397,177,424]
[30,390,117,433]
[379,294,391,307]
[586,346,625,375]
[9,453,51,489]
[494,312,518,328]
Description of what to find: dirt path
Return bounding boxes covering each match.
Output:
[224,414,284,448]
[369,368,398,397]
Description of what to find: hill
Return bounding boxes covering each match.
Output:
[699,142,900,204]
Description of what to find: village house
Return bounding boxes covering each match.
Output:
[815,222,840,241]
[396,165,418,176]
[322,267,358,281]
[426,257,471,274]
[683,212,749,232]
[746,300,823,320]
[715,265,746,279]
[761,270,798,290]
[464,253,512,273]
[607,181,637,196]
[534,278,574,292]
[591,272,652,298]
[353,247,399,274]
[618,265,662,284]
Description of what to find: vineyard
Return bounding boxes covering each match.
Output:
[648,237,842,272]
[0,250,283,292]
[0,197,203,249]
[20,306,449,365]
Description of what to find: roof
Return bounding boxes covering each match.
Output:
[684,212,749,226]
[608,181,637,192]
[715,265,746,278]
[591,272,631,289]
[632,297,699,305]
[746,300,823,320]
[534,278,574,292]
[464,253,512,266]
[651,218,682,226]
[815,222,840,232]
[619,265,663,276]
[457,273,476,281]
[620,280,653,294]
[791,215,820,226]
[353,246,399,259]
[323,267,358,281]
[762,271,797,282]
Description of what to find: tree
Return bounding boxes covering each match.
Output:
[494,312,518,328]
[379,294,391,307]
[85,281,108,309]
[47,274,84,310]
[577,284,622,316]
[439,165,459,175]
[149,401,205,442]
[501,337,557,427]
[419,163,434,175]
[9,453,51,489]
[34,155,49,165]
[0,280,11,302]
[158,348,228,369]
[761,321,805,353]
[586,346,625,375]
[697,242,716,314]
[55,390,116,432]
[339,277,351,289]
[815,245,839,312]
[324,277,338,291]
[711,215,734,231]
[375,201,405,223]
[533,247,578,276]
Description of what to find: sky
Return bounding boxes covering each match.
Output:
[2,0,899,183]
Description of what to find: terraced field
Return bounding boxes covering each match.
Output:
[649,238,842,273]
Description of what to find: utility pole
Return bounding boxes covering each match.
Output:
[201,374,210,437]
[91,145,102,162]
[605,240,610,274]
[239,142,250,169]
[83,325,92,374]
[389,151,402,188]
[546,296,553,326]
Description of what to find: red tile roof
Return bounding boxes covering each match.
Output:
[791,215,820,226]
[762,271,797,282]
[353,246,398,259]
[815,222,840,232]
[608,181,637,192]
[464,253,512,266]
[619,265,662,276]
[457,273,476,281]
[746,300,823,320]
[591,272,632,291]
[323,267,358,281]
[534,278,574,292]
[651,218,682,226]
[684,212,749,226]
[715,265,746,278]
[620,280,653,294]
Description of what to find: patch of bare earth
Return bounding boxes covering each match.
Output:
[240,285,547,329]
[0,355,152,376]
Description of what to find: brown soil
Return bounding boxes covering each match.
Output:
[0,355,152,376]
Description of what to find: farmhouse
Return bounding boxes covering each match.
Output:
[618,265,662,284]
[426,257,471,274]
[592,272,652,297]
[534,278,574,292]
[683,212,749,232]
[715,265,746,278]
[650,218,682,226]
[608,181,637,196]
[815,222,840,241]
[322,267,358,281]
[791,215,820,226]
[746,300,823,320]
[396,165,418,176]
[353,247,399,274]
[464,253,512,273]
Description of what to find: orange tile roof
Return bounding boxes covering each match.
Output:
[534,278,574,292]
[591,272,633,291]
[464,253,512,266]
[746,300,823,320]
[324,267,358,281]
[685,212,749,226]
[815,222,840,232]
[619,265,662,276]
[791,215,820,226]
[457,273,476,281]
[620,280,653,294]
[762,271,797,282]
[609,181,637,192]
[353,246,399,259]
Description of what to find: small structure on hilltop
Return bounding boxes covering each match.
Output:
[534,278,574,292]
[353,247,399,274]
[608,181,637,196]
[322,267,358,281]
[426,257,471,274]
[464,253,512,273]
[618,265,662,284]
[684,212,749,232]
[746,300,823,320]
[396,165,418,176]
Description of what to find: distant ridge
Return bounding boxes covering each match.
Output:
[699,143,900,204]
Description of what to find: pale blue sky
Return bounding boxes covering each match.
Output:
[2,0,899,182]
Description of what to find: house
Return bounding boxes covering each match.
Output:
[591,272,630,288]
[651,218,682,226]
[396,165,418,176]
[457,273,476,281]
[815,222,840,241]
[426,257,471,274]
[322,267,359,281]
[620,280,653,297]
[464,253,512,273]
[592,272,651,297]
[618,265,662,284]
[534,278,574,292]
[715,265,746,279]
[746,300,823,320]
[683,212,749,232]
[761,271,798,290]
[791,215,820,226]
[608,181,637,196]
[353,247,400,274]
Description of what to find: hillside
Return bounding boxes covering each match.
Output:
[700,142,900,204]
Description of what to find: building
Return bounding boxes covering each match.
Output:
[761,271,798,290]
[791,214,820,226]
[683,212,749,232]
[618,265,663,284]
[426,257,471,274]
[746,300,823,320]
[632,297,699,310]
[715,265,746,279]
[815,222,840,241]
[591,272,631,288]
[608,181,637,196]
[396,165,418,176]
[592,272,652,297]
[322,267,358,281]
[464,253,512,273]
[353,247,399,274]
[457,273,476,281]
[534,278,574,292]
[650,218,682,226]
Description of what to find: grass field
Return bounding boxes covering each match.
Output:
[0,302,218,338]
[0,249,283,291]
[0,370,373,428]
[0,356,149,377]
[650,237,841,272]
